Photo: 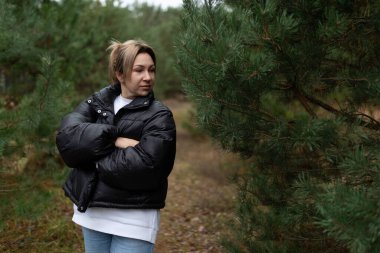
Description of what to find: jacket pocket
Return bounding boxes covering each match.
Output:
[77,171,98,212]
[63,168,98,213]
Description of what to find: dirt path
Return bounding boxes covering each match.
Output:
[154,100,236,253]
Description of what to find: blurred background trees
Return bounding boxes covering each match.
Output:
[0,1,181,250]
[0,0,182,167]
[3,0,380,252]
[177,0,380,252]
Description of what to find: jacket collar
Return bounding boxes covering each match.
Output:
[125,92,155,110]
[96,83,155,110]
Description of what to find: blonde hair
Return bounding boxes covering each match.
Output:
[107,39,156,84]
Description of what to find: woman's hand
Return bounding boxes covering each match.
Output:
[115,137,139,148]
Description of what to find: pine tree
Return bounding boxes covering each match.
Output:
[0,0,183,170]
[0,54,73,170]
[176,0,380,252]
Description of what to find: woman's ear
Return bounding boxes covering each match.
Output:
[116,71,124,83]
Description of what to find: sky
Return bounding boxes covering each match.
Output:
[119,0,183,9]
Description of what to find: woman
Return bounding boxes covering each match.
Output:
[56,39,176,253]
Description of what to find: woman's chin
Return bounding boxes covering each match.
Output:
[138,89,152,96]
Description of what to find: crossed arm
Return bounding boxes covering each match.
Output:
[115,137,139,149]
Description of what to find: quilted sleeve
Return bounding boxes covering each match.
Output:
[56,99,117,168]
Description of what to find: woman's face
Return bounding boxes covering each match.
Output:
[118,52,156,99]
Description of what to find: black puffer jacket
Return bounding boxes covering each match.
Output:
[56,84,176,212]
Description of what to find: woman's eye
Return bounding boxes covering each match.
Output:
[133,67,155,73]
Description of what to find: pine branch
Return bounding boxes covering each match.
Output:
[320,77,369,83]
[355,112,380,127]
[260,20,321,120]
[292,84,317,118]
[287,77,380,130]
[301,89,380,130]
[203,92,277,122]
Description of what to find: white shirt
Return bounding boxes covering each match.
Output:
[72,94,160,244]
[113,94,133,114]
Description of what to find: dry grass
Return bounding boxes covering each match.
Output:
[0,173,83,253]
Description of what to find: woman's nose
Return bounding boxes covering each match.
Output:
[143,71,152,80]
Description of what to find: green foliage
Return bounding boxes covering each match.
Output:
[0,1,183,250]
[0,53,72,170]
[0,0,183,164]
[1,0,182,97]
[177,0,380,252]
[0,166,80,252]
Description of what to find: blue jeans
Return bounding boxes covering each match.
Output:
[82,227,154,253]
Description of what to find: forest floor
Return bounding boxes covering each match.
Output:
[0,99,239,253]
[155,99,238,253]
